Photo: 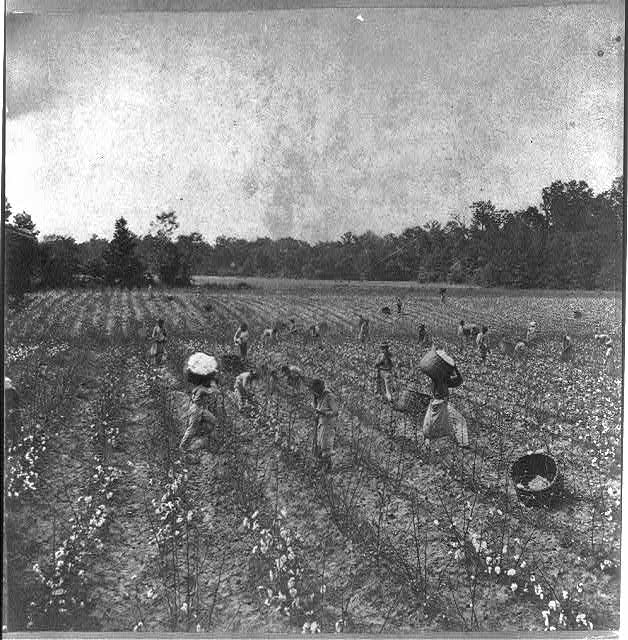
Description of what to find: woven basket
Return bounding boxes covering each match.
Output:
[419,349,455,380]
[511,453,563,507]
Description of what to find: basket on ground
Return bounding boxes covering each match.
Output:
[419,349,455,381]
[511,453,563,507]
[395,389,431,417]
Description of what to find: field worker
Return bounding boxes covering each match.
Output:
[4,376,21,448]
[440,288,447,304]
[281,364,303,389]
[476,326,489,363]
[311,378,338,472]
[513,340,527,360]
[418,323,428,345]
[234,322,250,361]
[180,355,220,451]
[457,320,466,349]
[375,343,395,402]
[150,318,167,365]
[396,297,403,314]
[358,315,370,343]
[262,327,278,346]
[234,370,259,411]
[561,334,574,362]
[526,321,537,343]
[422,360,467,447]
[603,336,614,372]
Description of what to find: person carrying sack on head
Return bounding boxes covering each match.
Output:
[180,354,221,452]
[420,350,469,448]
[375,342,395,402]
[234,322,249,361]
[311,378,338,472]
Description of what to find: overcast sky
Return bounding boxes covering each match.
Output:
[5,4,624,243]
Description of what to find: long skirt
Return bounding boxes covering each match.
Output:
[150,341,165,364]
[423,399,469,446]
[317,420,336,456]
[377,371,394,401]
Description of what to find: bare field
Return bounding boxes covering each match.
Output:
[4,285,622,633]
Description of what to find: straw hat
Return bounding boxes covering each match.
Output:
[186,352,218,376]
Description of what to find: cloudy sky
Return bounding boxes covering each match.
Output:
[5,2,624,243]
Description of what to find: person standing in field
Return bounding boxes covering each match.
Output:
[234,322,250,361]
[457,320,466,350]
[422,360,467,448]
[603,336,614,373]
[440,288,447,304]
[150,318,167,365]
[234,370,259,411]
[418,323,428,346]
[358,315,370,343]
[396,297,403,314]
[375,342,395,402]
[311,378,338,472]
[476,325,489,364]
[561,334,574,362]
[526,321,537,344]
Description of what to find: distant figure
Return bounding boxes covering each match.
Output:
[418,323,428,345]
[476,326,490,363]
[234,322,249,360]
[526,321,537,344]
[375,342,395,402]
[396,297,403,314]
[381,306,392,316]
[457,320,466,349]
[262,327,278,346]
[514,341,527,358]
[358,315,370,343]
[281,364,303,389]
[4,377,21,448]
[440,288,447,304]
[150,318,167,365]
[603,336,614,373]
[234,370,259,411]
[561,334,574,362]
[311,378,338,472]
[148,283,153,299]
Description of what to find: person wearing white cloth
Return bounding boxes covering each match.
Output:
[422,353,469,448]
[180,353,221,451]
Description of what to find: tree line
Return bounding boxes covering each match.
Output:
[3,176,623,295]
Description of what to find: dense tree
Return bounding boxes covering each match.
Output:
[103,217,143,287]
[39,236,80,287]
